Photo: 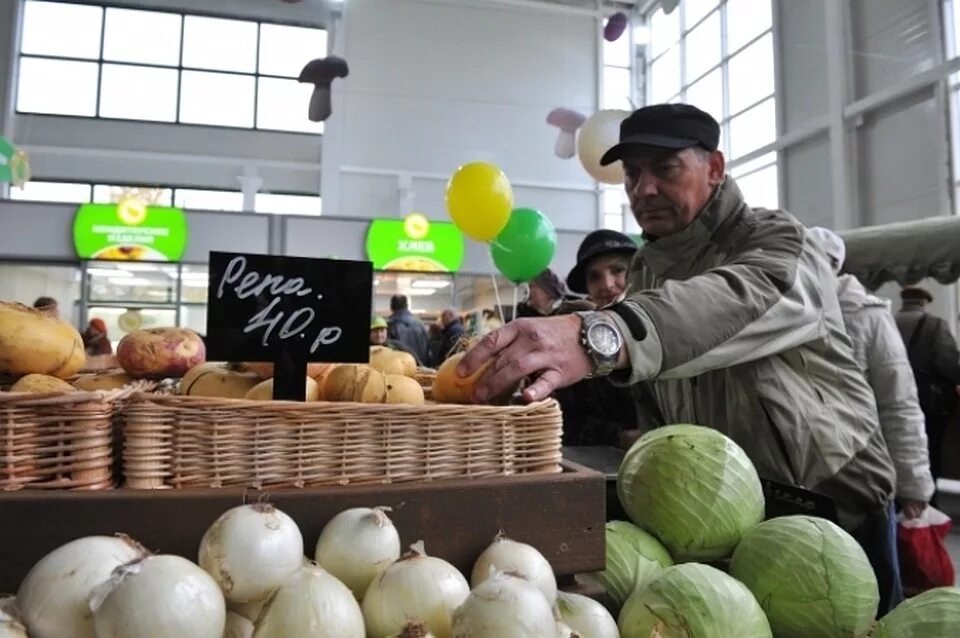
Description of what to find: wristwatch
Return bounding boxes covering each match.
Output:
[576,311,624,378]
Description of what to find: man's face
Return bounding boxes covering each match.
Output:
[622,146,725,238]
[370,327,387,345]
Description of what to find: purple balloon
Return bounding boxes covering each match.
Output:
[604,12,629,42]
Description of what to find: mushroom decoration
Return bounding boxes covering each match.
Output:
[604,12,629,42]
[298,56,350,122]
[546,107,587,159]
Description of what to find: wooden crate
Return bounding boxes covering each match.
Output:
[0,461,604,592]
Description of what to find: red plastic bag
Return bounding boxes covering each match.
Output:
[897,506,955,595]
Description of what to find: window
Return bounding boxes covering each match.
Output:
[730,152,779,209]
[16,1,327,133]
[255,193,322,216]
[9,180,323,217]
[643,0,777,192]
[9,180,92,203]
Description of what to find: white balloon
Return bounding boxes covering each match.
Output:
[577,109,630,184]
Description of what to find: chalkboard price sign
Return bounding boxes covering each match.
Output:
[206,251,373,400]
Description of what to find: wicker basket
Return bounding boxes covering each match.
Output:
[120,393,563,489]
[0,382,153,490]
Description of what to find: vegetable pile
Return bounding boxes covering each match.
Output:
[4,503,620,637]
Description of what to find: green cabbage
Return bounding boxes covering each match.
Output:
[617,424,764,561]
[618,563,772,638]
[872,587,960,637]
[588,521,673,609]
[730,515,878,638]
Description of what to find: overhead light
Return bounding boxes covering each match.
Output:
[182,279,208,287]
[89,268,132,277]
[411,279,451,289]
[109,277,152,286]
[401,288,436,296]
[374,279,381,286]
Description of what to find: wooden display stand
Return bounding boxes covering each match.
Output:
[0,461,605,592]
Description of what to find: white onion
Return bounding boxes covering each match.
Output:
[314,506,401,599]
[199,503,304,604]
[362,541,470,638]
[389,621,436,638]
[252,564,364,638]
[90,554,226,638]
[556,592,618,638]
[228,598,267,624]
[470,533,557,603]
[0,598,27,638]
[452,572,557,637]
[15,534,144,638]
[223,611,254,638]
[555,619,578,637]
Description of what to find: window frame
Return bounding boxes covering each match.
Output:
[642,0,779,208]
[9,178,322,216]
[15,0,328,135]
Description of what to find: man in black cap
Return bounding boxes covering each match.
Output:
[459,103,902,612]
[896,286,960,502]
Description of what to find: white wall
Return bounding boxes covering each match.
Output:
[1,0,330,197]
[774,0,958,326]
[322,0,600,233]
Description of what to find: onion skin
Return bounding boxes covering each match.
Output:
[199,503,304,604]
[362,542,470,638]
[470,533,557,603]
[314,506,401,599]
[91,554,226,638]
[252,565,364,638]
[16,535,145,638]
[451,572,557,637]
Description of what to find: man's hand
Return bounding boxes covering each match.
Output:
[458,315,594,403]
[900,499,926,520]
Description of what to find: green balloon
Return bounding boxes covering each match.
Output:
[490,208,557,283]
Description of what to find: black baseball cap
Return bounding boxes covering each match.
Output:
[599,103,720,166]
[566,229,639,294]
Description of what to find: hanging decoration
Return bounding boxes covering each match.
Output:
[298,56,350,122]
[546,108,587,159]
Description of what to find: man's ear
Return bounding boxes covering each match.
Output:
[708,150,726,185]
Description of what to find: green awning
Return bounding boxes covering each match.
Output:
[840,216,960,290]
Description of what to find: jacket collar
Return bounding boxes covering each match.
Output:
[639,176,747,276]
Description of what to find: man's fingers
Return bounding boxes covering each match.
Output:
[475,349,551,402]
[522,369,565,403]
[458,322,519,377]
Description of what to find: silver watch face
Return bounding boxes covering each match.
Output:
[588,322,621,357]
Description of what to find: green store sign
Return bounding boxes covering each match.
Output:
[74,201,188,262]
[366,214,465,273]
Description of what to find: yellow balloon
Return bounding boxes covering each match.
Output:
[577,109,630,184]
[445,162,513,242]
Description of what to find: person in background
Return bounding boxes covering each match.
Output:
[809,227,934,525]
[557,230,663,447]
[516,269,593,318]
[82,318,113,356]
[459,103,900,613]
[32,296,59,319]
[481,308,503,334]
[387,294,430,365]
[439,308,466,363]
[566,229,638,308]
[895,286,960,504]
[370,316,389,346]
